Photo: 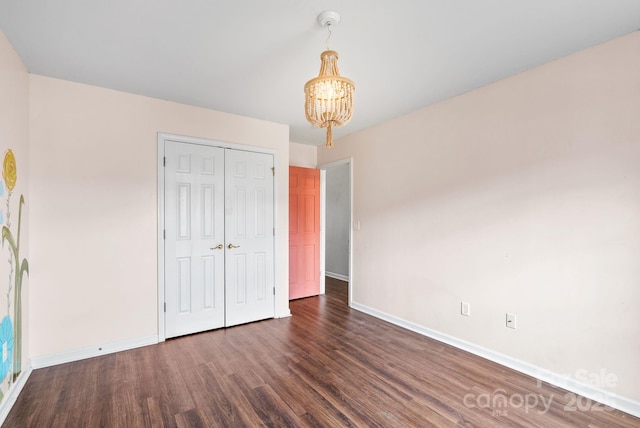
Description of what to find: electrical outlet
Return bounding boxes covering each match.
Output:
[506,312,517,329]
[461,301,470,317]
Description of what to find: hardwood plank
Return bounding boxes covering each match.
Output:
[143,396,166,428]
[3,277,639,427]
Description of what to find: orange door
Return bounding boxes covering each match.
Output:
[289,166,320,300]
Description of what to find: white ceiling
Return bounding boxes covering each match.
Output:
[1,1,639,145]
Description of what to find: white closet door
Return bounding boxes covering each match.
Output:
[224,149,275,327]
[165,141,225,338]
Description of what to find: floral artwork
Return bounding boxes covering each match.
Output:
[0,149,28,401]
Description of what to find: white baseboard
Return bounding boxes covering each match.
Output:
[277,310,292,318]
[351,301,640,419]
[31,335,159,369]
[326,272,349,282]
[0,365,32,426]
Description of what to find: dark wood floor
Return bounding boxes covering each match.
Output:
[4,278,639,427]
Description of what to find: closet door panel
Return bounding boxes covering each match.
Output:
[224,149,275,327]
[165,141,225,338]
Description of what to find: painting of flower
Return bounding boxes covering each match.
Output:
[0,148,28,387]
[0,316,13,384]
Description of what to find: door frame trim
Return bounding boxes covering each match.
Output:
[157,132,278,341]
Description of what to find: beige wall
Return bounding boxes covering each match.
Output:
[318,32,640,401]
[289,141,317,168]
[0,31,30,403]
[29,75,290,357]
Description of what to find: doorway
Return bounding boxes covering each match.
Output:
[319,158,353,306]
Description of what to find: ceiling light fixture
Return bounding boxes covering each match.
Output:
[304,11,355,148]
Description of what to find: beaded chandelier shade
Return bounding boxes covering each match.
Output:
[304,11,355,148]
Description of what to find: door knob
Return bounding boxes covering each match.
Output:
[210,244,223,250]
[227,243,240,249]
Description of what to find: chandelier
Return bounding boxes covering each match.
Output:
[304,11,355,148]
